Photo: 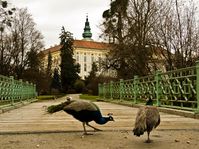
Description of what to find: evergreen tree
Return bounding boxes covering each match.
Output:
[85,62,98,95]
[26,49,40,71]
[85,62,98,86]
[23,49,49,94]
[59,26,80,92]
[47,51,52,77]
[51,68,61,91]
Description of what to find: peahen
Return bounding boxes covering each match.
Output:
[47,97,114,135]
[133,98,160,143]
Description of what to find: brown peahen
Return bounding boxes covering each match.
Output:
[133,98,160,143]
[47,97,114,135]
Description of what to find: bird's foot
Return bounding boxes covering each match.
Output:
[145,139,152,143]
[83,132,93,136]
[94,128,102,132]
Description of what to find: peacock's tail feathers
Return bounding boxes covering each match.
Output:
[133,106,160,137]
[47,104,63,113]
[63,100,98,112]
[47,100,74,113]
[133,107,147,137]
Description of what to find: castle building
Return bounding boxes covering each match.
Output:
[41,16,112,79]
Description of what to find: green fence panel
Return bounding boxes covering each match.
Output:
[99,62,199,112]
[0,75,37,108]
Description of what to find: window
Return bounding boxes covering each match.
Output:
[98,57,102,71]
[91,54,94,63]
[76,55,79,62]
[78,63,81,71]
[98,57,101,62]
[84,53,86,62]
[84,64,87,72]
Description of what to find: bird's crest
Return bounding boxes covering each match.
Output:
[67,96,72,101]
[107,113,113,116]
[107,113,114,121]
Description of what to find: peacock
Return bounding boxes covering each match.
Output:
[47,97,114,135]
[133,98,160,143]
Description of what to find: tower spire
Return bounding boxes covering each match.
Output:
[82,14,93,41]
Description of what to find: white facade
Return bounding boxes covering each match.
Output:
[74,47,107,79]
[42,40,111,80]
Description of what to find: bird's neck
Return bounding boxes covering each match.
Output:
[146,98,153,106]
[95,117,110,125]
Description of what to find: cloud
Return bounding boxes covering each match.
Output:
[8,0,110,48]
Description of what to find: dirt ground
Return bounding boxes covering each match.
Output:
[0,94,199,149]
[0,129,199,149]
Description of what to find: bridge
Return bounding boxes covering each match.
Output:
[0,94,199,149]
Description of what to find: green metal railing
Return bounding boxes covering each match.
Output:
[99,61,199,113]
[0,75,37,109]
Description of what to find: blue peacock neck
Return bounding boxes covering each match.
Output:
[94,117,110,125]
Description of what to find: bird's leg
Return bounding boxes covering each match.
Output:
[82,122,93,135]
[82,122,88,135]
[145,131,151,143]
[86,122,102,132]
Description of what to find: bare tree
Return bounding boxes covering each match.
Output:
[0,0,15,75]
[10,8,44,78]
[154,0,199,70]
[0,7,44,78]
[101,0,160,78]
[101,0,199,79]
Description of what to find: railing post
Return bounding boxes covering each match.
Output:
[19,79,23,101]
[119,79,123,100]
[34,84,37,97]
[110,81,113,99]
[25,81,29,100]
[103,83,106,99]
[29,82,33,100]
[155,71,161,106]
[98,83,102,98]
[196,61,199,113]
[10,76,14,105]
[133,76,138,103]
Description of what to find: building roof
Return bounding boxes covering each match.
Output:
[74,40,111,50]
[42,40,111,55]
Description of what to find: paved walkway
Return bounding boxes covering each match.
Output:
[0,94,199,134]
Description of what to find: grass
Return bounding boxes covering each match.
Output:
[37,95,56,100]
[79,94,100,101]
[0,100,11,106]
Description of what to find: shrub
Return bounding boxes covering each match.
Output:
[74,80,85,93]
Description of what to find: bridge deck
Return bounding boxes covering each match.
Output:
[0,94,199,149]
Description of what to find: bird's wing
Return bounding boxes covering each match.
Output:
[90,102,100,111]
[63,100,98,112]
[134,107,147,129]
[146,106,160,128]
[133,107,147,136]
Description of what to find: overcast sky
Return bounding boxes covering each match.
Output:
[8,0,110,48]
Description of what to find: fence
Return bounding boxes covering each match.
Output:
[99,61,199,113]
[0,75,37,109]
